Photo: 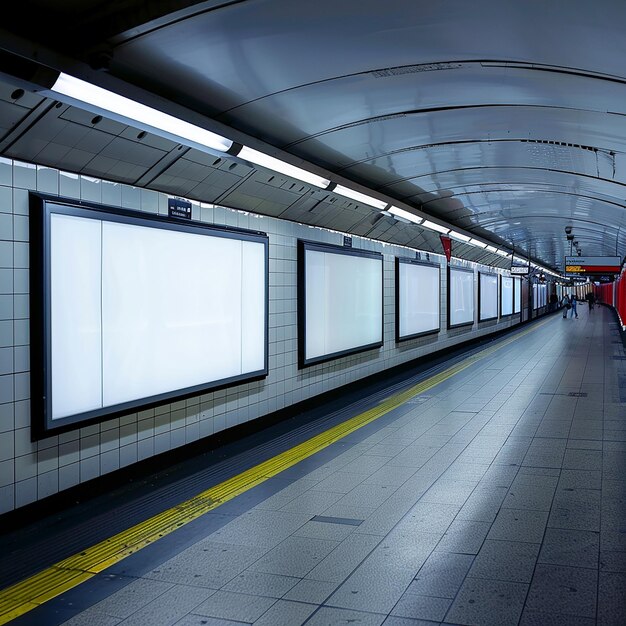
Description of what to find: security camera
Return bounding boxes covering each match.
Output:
[567,234,574,241]
[573,241,579,247]
[577,249,582,256]
[565,226,572,234]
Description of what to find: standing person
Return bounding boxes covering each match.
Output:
[569,294,579,318]
[562,293,571,318]
[585,291,595,311]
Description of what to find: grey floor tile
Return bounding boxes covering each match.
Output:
[339,455,390,475]
[526,564,598,618]
[221,571,300,598]
[502,475,558,511]
[469,539,540,583]
[597,571,626,626]
[175,616,248,625]
[252,599,317,626]
[563,449,603,470]
[488,508,549,543]
[312,472,367,494]
[279,490,344,515]
[538,528,599,569]
[558,469,602,490]
[382,617,438,626]
[306,532,380,583]
[92,578,175,618]
[117,585,214,626]
[362,465,419,487]
[249,536,339,578]
[59,611,122,626]
[305,606,386,625]
[410,551,474,598]
[391,593,452,621]
[193,590,276,623]
[519,611,595,625]
[145,541,269,588]
[283,579,338,604]
[207,509,312,548]
[444,577,528,626]
[421,479,477,506]
[399,501,460,534]
[599,550,626,573]
[435,520,490,555]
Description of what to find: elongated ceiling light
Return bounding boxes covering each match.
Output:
[422,220,450,234]
[449,230,471,242]
[388,206,423,224]
[50,73,233,153]
[470,238,487,248]
[333,184,387,210]
[486,245,498,253]
[238,146,330,189]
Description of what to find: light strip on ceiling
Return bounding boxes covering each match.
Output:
[469,238,487,248]
[388,206,423,224]
[495,249,510,257]
[422,220,450,234]
[238,146,330,189]
[50,73,233,153]
[486,245,498,253]
[333,184,388,210]
[449,230,471,242]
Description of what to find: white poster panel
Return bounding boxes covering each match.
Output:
[397,261,440,339]
[479,273,498,321]
[501,276,513,316]
[305,247,383,362]
[449,267,474,327]
[49,212,266,422]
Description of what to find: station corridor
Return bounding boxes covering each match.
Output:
[3,307,623,626]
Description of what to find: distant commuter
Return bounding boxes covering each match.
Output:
[585,292,595,311]
[561,294,571,318]
[549,293,558,312]
[569,294,579,318]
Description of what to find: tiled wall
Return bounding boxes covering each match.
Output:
[0,158,519,513]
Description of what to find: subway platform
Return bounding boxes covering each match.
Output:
[1,306,624,626]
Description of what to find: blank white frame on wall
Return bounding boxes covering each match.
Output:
[447,266,475,329]
[478,272,499,322]
[500,275,514,317]
[395,257,441,342]
[514,277,522,313]
[30,194,269,438]
[298,240,384,367]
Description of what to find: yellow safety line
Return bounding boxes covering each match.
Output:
[0,318,550,624]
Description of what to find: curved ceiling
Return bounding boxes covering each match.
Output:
[2,0,626,270]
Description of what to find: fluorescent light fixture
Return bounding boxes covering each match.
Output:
[449,230,471,242]
[486,245,498,253]
[422,220,450,234]
[469,238,487,248]
[333,185,388,210]
[495,249,510,257]
[50,73,233,153]
[388,206,423,224]
[238,146,330,189]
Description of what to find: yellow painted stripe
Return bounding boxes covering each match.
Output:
[0,318,550,624]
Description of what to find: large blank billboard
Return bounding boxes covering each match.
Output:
[448,266,474,328]
[479,272,498,321]
[396,258,440,341]
[298,241,383,367]
[31,195,268,437]
[501,276,514,316]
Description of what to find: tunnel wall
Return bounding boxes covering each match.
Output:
[0,158,524,513]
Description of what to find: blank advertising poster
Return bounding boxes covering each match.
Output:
[514,277,522,313]
[479,272,498,321]
[448,266,475,328]
[396,258,440,341]
[31,196,269,436]
[501,275,514,316]
[299,241,383,367]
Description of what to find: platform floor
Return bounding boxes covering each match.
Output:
[10,307,626,626]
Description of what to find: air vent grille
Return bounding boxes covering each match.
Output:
[372,62,462,77]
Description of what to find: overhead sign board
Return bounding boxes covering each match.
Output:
[564,256,621,276]
[510,265,530,275]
